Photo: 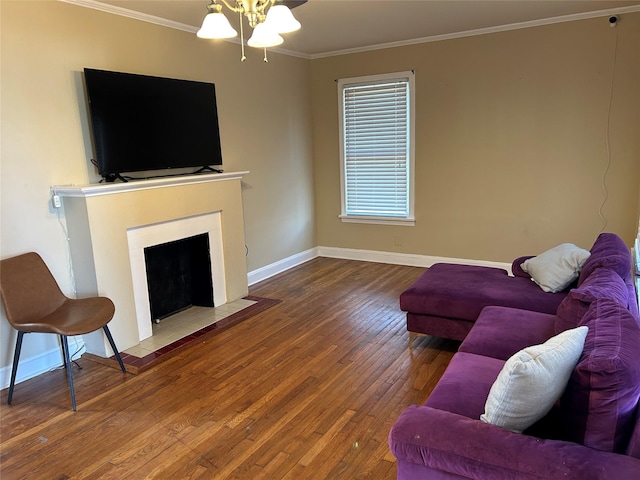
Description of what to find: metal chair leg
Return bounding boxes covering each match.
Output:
[60,335,77,411]
[103,326,126,373]
[7,331,25,405]
[8,329,123,411]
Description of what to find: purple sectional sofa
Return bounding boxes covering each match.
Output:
[390,233,640,479]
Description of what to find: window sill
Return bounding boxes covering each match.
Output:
[339,215,415,227]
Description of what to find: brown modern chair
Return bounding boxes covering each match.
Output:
[0,252,126,411]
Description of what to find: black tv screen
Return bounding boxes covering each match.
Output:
[84,68,223,181]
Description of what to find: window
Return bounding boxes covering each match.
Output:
[338,71,415,226]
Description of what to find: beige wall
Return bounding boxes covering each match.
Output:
[1,1,639,381]
[0,1,315,373]
[311,14,640,262]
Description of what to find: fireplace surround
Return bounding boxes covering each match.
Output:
[127,211,226,342]
[53,172,249,356]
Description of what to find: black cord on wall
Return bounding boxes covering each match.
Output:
[598,18,619,235]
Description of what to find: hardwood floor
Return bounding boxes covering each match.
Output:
[0,258,458,479]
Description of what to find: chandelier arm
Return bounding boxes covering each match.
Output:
[218,0,269,27]
[218,0,242,13]
[218,0,272,15]
[257,0,275,14]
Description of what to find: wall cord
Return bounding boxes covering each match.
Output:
[598,25,619,234]
[53,195,86,361]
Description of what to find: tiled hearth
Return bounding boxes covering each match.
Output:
[124,297,256,357]
[103,296,279,373]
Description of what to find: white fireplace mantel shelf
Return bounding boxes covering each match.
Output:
[52,171,249,198]
[53,171,250,358]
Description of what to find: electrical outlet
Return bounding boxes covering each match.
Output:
[52,194,62,208]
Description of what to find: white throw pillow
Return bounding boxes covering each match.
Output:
[481,326,588,433]
[521,243,591,293]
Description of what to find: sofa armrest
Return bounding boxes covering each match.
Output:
[512,256,534,278]
[389,405,640,480]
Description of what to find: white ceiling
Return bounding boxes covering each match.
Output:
[79,0,640,58]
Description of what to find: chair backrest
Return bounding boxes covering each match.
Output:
[0,252,67,329]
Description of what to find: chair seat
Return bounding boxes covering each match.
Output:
[14,297,115,336]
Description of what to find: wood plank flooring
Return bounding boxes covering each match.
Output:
[0,257,458,479]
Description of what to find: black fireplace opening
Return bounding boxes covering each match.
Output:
[144,233,214,323]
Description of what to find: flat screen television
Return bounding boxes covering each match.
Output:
[84,68,223,182]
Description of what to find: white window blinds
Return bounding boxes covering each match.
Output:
[339,73,413,221]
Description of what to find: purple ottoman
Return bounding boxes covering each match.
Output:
[400,263,568,341]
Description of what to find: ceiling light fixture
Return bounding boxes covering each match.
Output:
[197,0,302,62]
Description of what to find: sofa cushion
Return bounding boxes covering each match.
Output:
[578,233,632,286]
[558,299,640,453]
[521,243,591,293]
[481,326,588,433]
[425,352,504,420]
[555,267,630,334]
[459,306,556,361]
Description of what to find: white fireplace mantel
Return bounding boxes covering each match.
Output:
[53,172,250,357]
[52,171,248,198]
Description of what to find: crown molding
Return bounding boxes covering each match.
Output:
[60,0,198,33]
[60,0,639,60]
[310,4,640,59]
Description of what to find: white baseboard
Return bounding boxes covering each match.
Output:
[316,246,511,271]
[0,337,85,391]
[0,347,63,391]
[248,247,320,286]
[247,246,511,286]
